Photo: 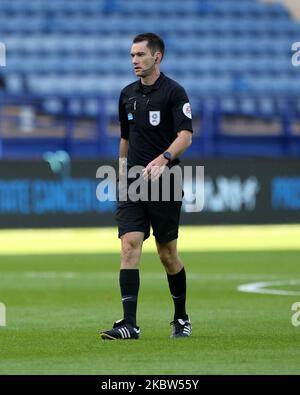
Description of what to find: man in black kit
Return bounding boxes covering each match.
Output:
[100,33,193,340]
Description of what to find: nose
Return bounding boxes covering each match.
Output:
[132,56,138,65]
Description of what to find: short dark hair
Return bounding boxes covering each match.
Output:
[133,32,165,59]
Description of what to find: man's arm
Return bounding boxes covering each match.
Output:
[119,137,129,158]
[119,138,129,176]
[118,90,130,176]
[165,130,192,160]
[143,130,192,181]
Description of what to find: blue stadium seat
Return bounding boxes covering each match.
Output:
[0,0,299,99]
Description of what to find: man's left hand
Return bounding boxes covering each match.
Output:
[143,154,169,181]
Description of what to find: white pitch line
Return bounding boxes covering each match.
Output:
[0,272,298,282]
[25,272,76,279]
[25,272,260,280]
[238,280,300,296]
[2,273,300,296]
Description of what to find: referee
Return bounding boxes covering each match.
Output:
[100,33,193,340]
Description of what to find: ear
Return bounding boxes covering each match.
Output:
[155,52,161,63]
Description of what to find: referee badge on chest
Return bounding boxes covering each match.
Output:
[149,111,160,126]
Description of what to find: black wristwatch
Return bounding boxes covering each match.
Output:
[163,151,172,162]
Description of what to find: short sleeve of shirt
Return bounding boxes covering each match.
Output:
[171,85,193,134]
[119,91,129,139]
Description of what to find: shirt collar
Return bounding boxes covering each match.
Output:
[135,72,165,93]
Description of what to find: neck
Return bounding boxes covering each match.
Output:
[141,68,161,86]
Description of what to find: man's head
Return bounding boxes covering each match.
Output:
[131,33,165,78]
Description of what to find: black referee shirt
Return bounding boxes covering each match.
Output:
[118,73,193,168]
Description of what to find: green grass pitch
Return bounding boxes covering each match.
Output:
[0,225,300,375]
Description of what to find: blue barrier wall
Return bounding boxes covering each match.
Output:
[1,158,300,228]
[0,94,300,159]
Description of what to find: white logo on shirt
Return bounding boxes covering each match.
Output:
[149,111,160,126]
[183,102,192,119]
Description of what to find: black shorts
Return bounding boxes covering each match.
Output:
[116,199,182,244]
[116,172,183,244]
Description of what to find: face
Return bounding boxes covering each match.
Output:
[131,41,159,77]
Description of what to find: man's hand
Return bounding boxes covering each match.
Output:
[143,154,169,182]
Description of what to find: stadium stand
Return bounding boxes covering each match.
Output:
[0,0,299,158]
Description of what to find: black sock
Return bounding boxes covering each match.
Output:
[119,269,140,327]
[167,267,188,321]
